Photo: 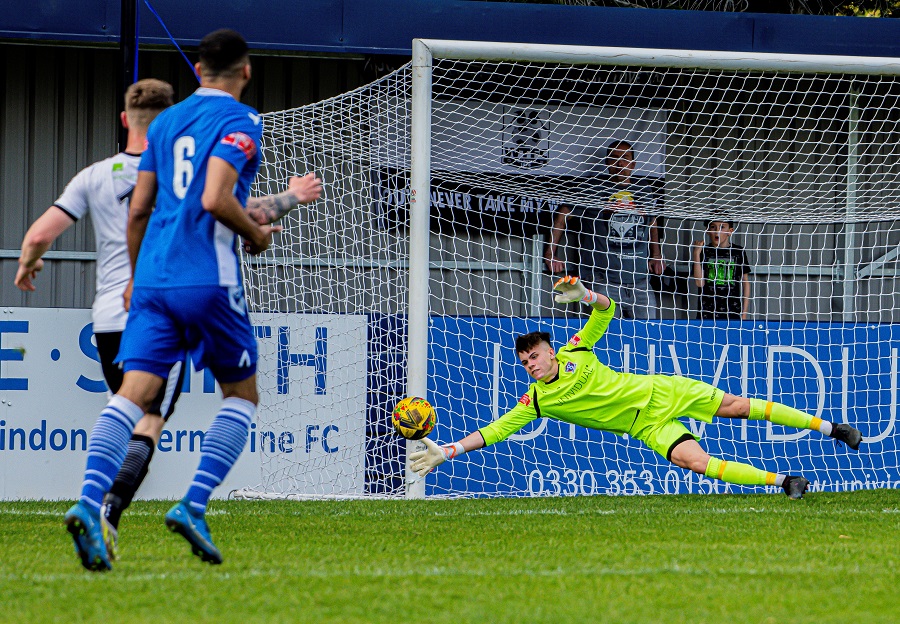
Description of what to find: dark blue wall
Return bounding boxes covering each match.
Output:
[3,0,900,58]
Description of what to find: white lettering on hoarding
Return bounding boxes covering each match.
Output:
[0,309,366,500]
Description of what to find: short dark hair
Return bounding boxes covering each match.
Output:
[198,29,249,78]
[706,219,734,229]
[605,139,634,161]
[515,332,552,354]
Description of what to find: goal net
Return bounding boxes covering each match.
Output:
[241,41,900,499]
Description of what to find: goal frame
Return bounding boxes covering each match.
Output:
[407,39,900,498]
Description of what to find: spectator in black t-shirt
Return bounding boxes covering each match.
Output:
[692,220,751,320]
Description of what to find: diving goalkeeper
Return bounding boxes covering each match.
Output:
[410,276,863,499]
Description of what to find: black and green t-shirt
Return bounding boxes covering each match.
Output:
[699,244,750,317]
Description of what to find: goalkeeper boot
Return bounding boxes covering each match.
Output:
[64,501,112,572]
[99,494,120,561]
[165,501,223,565]
[830,423,863,450]
[781,476,810,500]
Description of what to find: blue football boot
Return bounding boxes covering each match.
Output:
[64,501,112,572]
[165,501,223,564]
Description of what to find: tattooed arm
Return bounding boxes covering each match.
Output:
[245,172,323,225]
[246,192,298,225]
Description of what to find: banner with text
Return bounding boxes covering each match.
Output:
[371,101,666,231]
[0,309,366,500]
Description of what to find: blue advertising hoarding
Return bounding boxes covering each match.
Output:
[2,310,896,498]
[426,317,899,497]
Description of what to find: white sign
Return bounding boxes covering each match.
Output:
[373,99,667,177]
[0,309,367,501]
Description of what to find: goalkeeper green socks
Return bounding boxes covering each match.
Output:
[748,398,833,436]
[705,457,784,487]
[707,399,834,488]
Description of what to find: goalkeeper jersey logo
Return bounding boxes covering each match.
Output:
[518,393,532,406]
[568,335,581,346]
[565,361,577,373]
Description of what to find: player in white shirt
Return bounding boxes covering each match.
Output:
[16,80,181,567]
[17,80,172,350]
[16,77,322,570]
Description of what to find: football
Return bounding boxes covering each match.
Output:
[391,396,437,440]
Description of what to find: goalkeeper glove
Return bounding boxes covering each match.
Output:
[409,438,465,477]
[553,275,601,305]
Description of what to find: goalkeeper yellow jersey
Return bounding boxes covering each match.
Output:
[479,301,655,446]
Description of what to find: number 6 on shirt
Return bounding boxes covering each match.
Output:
[173,136,195,199]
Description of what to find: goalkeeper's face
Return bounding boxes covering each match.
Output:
[518,342,559,382]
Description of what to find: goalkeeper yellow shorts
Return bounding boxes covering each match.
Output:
[630,375,725,460]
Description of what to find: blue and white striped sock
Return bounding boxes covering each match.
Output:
[184,398,254,515]
[79,395,142,511]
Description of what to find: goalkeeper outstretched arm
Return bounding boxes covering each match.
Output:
[409,276,609,477]
[552,276,616,351]
[409,432,486,477]
[552,275,610,311]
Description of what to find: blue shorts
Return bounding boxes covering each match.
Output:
[118,285,257,383]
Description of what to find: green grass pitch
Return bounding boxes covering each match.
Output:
[1,490,898,623]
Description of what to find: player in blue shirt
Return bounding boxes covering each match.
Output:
[64,29,322,571]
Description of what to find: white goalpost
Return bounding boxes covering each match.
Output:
[238,40,900,500]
